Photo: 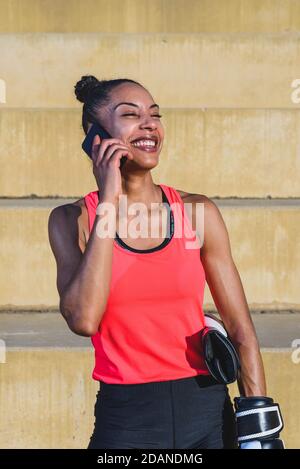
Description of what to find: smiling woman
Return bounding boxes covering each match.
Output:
[47,74,276,450]
[74,75,165,176]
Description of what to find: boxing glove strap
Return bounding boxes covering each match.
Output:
[236,404,283,442]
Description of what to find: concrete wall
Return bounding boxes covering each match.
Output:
[1,109,300,198]
[1,201,299,310]
[0,349,298,449]
[1,0,300,33]
[0,0,299,449]
[1,33,300,108]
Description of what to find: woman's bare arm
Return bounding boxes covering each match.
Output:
[197,195,267,396]
[48,199,116,337]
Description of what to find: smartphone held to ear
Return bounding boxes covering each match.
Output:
[81,123,127,169]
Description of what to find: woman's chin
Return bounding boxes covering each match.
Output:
[129,152,160,168]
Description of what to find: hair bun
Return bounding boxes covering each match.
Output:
[74,75,100,103]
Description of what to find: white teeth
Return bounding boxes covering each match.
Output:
[131,139,156,147]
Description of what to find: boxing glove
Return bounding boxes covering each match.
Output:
[201,313,240,384]
[234,396,285,449]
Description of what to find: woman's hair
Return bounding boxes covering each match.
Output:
[74,75,144,134]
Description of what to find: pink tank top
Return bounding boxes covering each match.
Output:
[84,183,209,384]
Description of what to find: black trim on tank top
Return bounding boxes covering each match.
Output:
[97,186,174,253]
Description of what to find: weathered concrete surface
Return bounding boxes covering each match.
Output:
[1,109,300,198]
[1,0,300,33]
[0,313,298,448]
[1,200,299,309]
[1,311,299,349]
[0,346,298,448]
[1,33,300,108]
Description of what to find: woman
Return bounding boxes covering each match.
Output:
[48,75,268,449]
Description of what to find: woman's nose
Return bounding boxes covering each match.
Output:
[139,118,157,129]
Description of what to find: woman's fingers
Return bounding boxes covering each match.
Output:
[91,134,101,163]
[101,143,131,165]
[92,137,128,167]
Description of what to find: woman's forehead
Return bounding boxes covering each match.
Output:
[111,84,153,106]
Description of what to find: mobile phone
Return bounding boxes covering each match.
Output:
[81,122,127,168]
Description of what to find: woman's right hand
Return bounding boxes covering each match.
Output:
[91,135,134,203]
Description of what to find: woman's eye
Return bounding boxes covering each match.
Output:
[122,113,163,118]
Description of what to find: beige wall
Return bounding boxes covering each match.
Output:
[1,109,300,198]
[1,0,300,33]
[1,33,300,109]
[0,349,297,449]
[0,0,299,449]
[0,203,299,310]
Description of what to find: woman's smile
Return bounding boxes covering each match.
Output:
[131,140,159,152]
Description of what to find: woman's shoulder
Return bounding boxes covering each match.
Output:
[174,189,219,240]
[175,188,211,205]
[72,198,89,246]
[53,197,89,250]
[48,197,88,254]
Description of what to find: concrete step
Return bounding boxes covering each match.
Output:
[0,199,299,309]
[0,312,298,448]
[1,33,300,108]
[1,311,299,349]
[1,0,300,33]
[1,108,300,198]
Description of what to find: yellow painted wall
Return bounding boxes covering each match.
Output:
[1,108,299,198]
[0,0,299,450]
[1,33,300,108]
[0,349,297,448]
[1,0,300,33]
[0,204,299,309]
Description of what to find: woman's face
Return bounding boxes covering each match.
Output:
[91,83,164,169]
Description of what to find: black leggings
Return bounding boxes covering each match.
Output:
[87,374,237,449]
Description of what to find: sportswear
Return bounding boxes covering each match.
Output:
[84,184,209,384]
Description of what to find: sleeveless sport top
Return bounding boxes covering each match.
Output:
[84,183,210,384]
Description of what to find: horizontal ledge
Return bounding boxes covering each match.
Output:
[1,32,300,38]
[0,312,299,349]
[1,309,300,314]
[0,198,300,208]
[1,107,300,111]
[4,346,92,351]
[2,346,293,352]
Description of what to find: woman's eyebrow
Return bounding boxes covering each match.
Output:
[113,102,160,111]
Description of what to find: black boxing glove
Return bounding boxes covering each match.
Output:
[234,396,285,449]
[201,313,240,384]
